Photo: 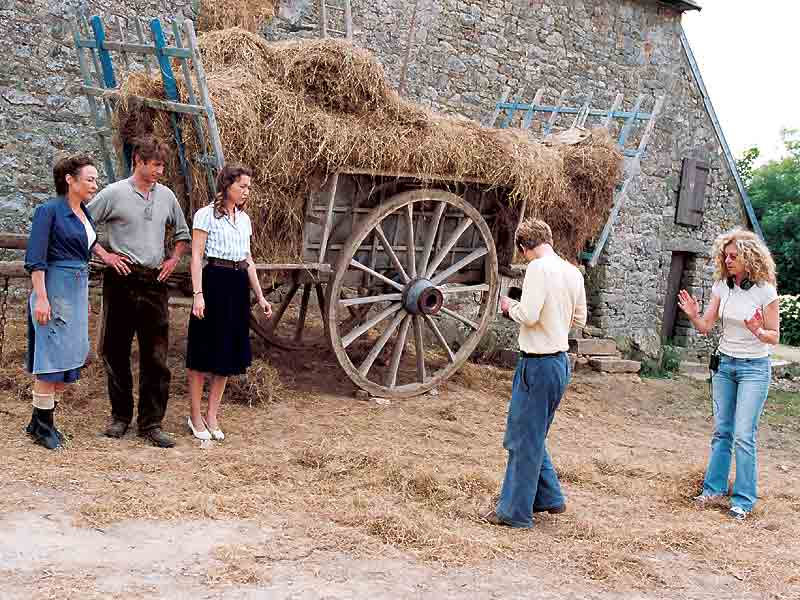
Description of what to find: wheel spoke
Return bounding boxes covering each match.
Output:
[358,310,406,377]
[412,315,426,383]
[386,315,412,388]
[422,314,455,363]
[349,259,404,292]
[342,302,402,349]
[419,202,446,276]
[439,284,490,295]
[267,282,299,333]
[430,247,489,286]
[340,293,403,307]
[374,223,410,283]
[405,203,416,278]
[425,218,474,279]
[293,284,312,342]
[440,306,480,330]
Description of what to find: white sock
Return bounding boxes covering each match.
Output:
[32,391,55,410]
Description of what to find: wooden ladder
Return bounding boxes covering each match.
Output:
[319,0,353,40]
[488,87,665,266]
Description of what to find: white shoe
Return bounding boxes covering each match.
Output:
[187,416,211,441]
[203,418,224,441]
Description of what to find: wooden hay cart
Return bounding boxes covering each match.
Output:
[0,13,660,400]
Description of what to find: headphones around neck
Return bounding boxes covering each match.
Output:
[727,276,753,291]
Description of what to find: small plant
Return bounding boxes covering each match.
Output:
[779,295,800,346]
[640,341,682,379]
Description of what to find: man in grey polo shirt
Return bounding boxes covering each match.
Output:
[88,137,191,448]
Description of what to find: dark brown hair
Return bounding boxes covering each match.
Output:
[213,165,254,218]
[53,154,95,196]
[515,217,553,250]
[131,136,169,166]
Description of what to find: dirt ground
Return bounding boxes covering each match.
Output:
[1,302,798,600]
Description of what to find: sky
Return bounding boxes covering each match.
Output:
[682,1,799,164]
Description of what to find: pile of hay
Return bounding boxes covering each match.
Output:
[195,0,276,33]
[114,28,623,262]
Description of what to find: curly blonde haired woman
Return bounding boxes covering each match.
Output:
[678,228,780,521]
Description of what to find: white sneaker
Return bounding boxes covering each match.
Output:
[187,416,211,441]
[728,506,748,521]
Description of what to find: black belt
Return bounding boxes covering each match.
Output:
[520,351,563,359]
[207,257,248,270]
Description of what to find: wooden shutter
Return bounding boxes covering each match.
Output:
[676,158,709,227]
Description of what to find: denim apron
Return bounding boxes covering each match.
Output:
[27,260,90,375]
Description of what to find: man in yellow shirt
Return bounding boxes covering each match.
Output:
[484,218,587,528]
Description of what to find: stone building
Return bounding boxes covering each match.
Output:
[0,0,760,357]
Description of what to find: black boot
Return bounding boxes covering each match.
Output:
[25,408,37,436]
[30,408,63,450]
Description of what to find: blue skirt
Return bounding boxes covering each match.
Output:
[27,260,90,382]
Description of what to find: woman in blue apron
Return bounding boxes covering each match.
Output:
[24,155,98,449]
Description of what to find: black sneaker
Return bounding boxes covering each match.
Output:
[138,428,175,448]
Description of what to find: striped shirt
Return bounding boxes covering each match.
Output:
[192,204,251,261]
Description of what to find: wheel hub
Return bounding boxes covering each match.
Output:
[402,278,444,315]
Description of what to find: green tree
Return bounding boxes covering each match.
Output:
[744,130,800,294]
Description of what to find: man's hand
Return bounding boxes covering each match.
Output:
[744,308,764,337]
[258,296,273,319]
[499,295,512,315]
[158,256,180,282]
[102,252,132,276]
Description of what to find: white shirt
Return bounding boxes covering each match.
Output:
[82,215,96,249]
[508,254,587,354]
[713,280,779,359]
[192,204,251,261]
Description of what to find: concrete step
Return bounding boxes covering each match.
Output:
[569,338,618,356]
[589,357,641,374]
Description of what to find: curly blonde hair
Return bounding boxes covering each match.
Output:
[712,227,776,285]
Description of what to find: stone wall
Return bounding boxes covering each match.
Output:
[0,0,194,235]
[1,0,749,355]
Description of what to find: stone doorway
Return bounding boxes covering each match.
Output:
[662,251,699,345]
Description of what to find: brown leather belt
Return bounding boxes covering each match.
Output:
[207,257,248,270]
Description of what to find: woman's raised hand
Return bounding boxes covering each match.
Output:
[677,289,699,319]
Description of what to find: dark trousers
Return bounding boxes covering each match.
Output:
[100,268,170,432]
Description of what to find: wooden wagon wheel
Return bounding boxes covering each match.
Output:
[326,189,499,398]
[250,279,330,351]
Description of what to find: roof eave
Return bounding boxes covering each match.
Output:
[659,0,702,12]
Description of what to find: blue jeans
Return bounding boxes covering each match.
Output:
[703,354,771,512]
[496,352,570,528]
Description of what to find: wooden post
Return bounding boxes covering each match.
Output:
[397,0,419,96]
[150,18,193,202]
[173,18,216,211]
[70,21,116,183]
[185,20,225,176]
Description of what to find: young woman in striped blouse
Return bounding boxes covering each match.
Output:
[186,165,272,441]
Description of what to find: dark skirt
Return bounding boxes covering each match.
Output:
[186,264,252,376]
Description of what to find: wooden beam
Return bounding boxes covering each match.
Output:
[0,233,28,250]
[80,86,206,116]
